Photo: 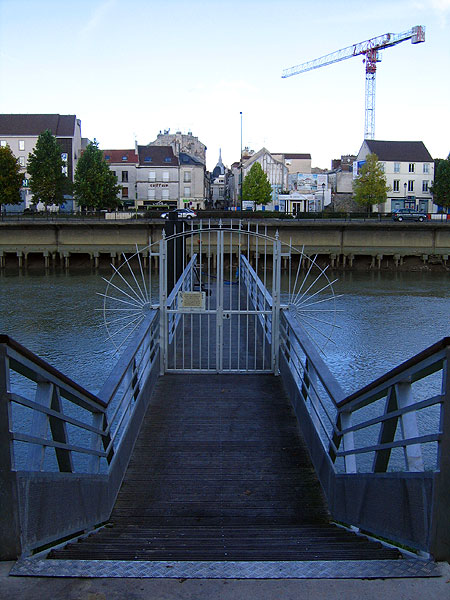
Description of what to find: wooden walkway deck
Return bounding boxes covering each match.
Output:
[50,374,400,561]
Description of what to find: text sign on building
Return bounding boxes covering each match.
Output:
[148,183,169,188]
[178,291,206,312]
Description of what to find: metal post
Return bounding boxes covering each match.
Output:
[271,238,281,374]
[216,230,224,372]
[0,345,22,559]
[430,348,450,560]
[159,237,168,375]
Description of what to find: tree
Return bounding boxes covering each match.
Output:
[74,141,121,210]
[27,129,70,207]
[0,145,23,208]
[430,154,450,211]
[242,162,272,209]
[352,153,390,213]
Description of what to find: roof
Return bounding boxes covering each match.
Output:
[137,145,179,166]
[179,152,204,166]
[273,153,311,160]
[103,149,138,164]
[364,140,433,162]
[0,114,77,137]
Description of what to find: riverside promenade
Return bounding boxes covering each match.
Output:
[0,218,449,269]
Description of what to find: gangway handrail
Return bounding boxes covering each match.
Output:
[238,255,449,558]
[0,310,161,559]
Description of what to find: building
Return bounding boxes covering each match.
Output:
[0,114,83,210]
[136,145,180,209]
[149,130,206,165]
[355,140,435,212]
[103,149,139,206]
[272,153,311,175]
[210,149,230,207]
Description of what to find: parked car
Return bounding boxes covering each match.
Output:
[392,209,428,222]
[160,208,197,220]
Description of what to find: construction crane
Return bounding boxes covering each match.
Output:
[282,25,425,140]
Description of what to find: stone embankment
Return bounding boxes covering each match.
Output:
[0,220,449,270]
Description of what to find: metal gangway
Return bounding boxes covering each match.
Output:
[1,223,448,578]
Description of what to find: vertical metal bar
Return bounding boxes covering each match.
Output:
[429,348,450,560]
[237,225,242,371]
[199,227,203,370]
[27,382,53,470]
[49,386,74,473]
[271,237,281,374]
[208,226,211,371]
[159,237,167,375]
[190,231,194,370]
[246,225,250,371]
[229,229,233,370]
[217,229,224,372]
[341,411,357,473]
[0,345,22,559]
[397,382,425,471]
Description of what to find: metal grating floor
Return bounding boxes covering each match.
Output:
[10,557,441,579]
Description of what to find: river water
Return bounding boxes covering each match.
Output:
[1,267,449,396]
[1,266,449,473]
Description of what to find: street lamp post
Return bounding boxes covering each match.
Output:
[321,182,325,212]
[404,182,407,208]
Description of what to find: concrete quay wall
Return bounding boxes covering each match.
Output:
[0,220,449,269]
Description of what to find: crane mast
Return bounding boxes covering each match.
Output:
[282,26,425,139]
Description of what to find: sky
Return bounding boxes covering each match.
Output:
[0,0,449,171]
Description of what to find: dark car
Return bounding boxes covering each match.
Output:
[160,208,197,220]
[392,209,428,222]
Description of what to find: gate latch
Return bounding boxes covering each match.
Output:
[223,312,231,320]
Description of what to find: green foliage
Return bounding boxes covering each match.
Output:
[242,162,272,207]
[27,129,70,206]
[352,153,390,212]
[0,145,23,207]
[74,141,121,210]
[430,154,450,210]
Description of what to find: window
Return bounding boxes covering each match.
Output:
[408,180,414,192]
[112,171,116,177]
[183,171,191,183]
[144,157,152,163]
[162,171,169,182]
[148,171,156,181]
[422,180,429,192]
[19,156,25,167]
[162,189,169,200]
[409,163,415,173]
[19,140,25,151]
[61,153,68,162]
[393,180,400,192]
[122,171,128,183]
[164,157,172,163]
[394,162,400,173]
[1,140,7,147]
[105,155,111,160]
[62,166,68,176]
[423,163,430,174]
[379,162,385,173]
[147,187,155,200]
[122,155,128,161]
[122,187,129,198]
[184,186,191,198]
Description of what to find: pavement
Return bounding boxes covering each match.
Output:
[1,560,449,600]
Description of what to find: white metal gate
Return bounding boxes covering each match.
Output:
[159,226,280,374]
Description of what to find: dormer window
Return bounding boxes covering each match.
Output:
[164,157,172,163]
[144,157,152,163]
[122,155,128,161]
[105,155,111,160]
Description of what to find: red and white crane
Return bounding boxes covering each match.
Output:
[282,25,425,140]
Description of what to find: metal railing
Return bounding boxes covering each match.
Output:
[0,311,160,558]
[279,310,450,559]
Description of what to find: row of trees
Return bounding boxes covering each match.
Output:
[0,130,121,210]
